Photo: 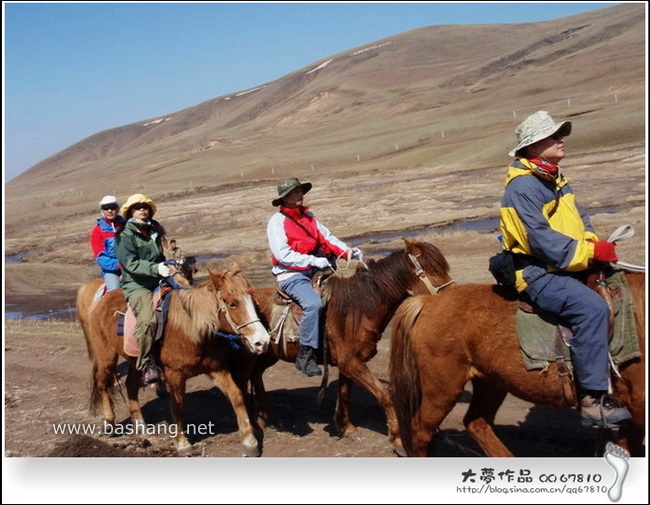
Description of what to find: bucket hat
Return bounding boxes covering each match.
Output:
[120,193,158,218]
[272,177,312,206]
[509,111,572,157]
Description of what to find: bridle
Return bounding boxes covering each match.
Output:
[217,289,262,334]
[407,252,455,295]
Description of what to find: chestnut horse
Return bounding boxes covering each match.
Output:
[77,264,270,456]
[251,239,455,456]
[389,270,645,457]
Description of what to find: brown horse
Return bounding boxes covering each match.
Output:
[76,264,270,456]
[250,239,455,456]
[389,270,645,457]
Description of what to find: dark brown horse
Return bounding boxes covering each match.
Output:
[389,270,645,457]
[77,264,270,456]
[251,239,455,456]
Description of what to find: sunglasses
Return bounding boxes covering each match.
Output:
[550,133,564,141]
[130,204,150,211]
[101,205,119,211]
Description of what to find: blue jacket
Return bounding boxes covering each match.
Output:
[90,216,125,275]
[499,158,598,292]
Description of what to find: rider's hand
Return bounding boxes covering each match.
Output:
[157,262,171,277]
[593,240,618,263]
[312,257,331,270]
[350,247,363,261]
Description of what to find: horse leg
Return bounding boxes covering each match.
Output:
[409,373,468,457]
[463,377,513,457]
[336,365,406,456]
[164,368,193,456]
[334,373,356,439]
[124,359,145,430]
[250,366,269,429]
[208,369,261,457]
[90,353,118,430]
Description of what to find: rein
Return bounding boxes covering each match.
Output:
[407,253,455,294]
[608,224,645,272]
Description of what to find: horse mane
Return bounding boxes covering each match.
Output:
[327,240,450,317]
[327,251,409,318]
[165,279,222,345]
[164,266,254,345]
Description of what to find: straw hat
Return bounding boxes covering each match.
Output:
[120,193,158,218]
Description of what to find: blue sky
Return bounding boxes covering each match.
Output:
[3,2,622,182]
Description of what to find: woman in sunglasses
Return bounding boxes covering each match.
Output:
[114,193,170,385]
[89,195,126,292]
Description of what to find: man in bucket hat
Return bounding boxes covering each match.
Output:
[267,177,363,377]
[498,111,631,429]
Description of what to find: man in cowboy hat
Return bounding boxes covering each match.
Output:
[267,177,363,377]
[498,111,631,429]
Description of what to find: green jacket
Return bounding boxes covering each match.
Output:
[114,218,166,298]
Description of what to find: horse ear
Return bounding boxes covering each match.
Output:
[404,238,418,254]
[207,268,225,290]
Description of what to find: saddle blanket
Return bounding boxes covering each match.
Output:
[117,290,167,357]
[518,270,641,371]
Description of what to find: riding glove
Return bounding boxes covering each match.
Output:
[351,247,364,261]
[312,257,331,269]
[157,262,171,277]
[593,240,618,263]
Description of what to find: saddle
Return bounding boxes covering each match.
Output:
[267,269,333,361]
[116,287,173,357]
[516,268,641,404]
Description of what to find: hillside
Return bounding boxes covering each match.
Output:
[4,3,646,264]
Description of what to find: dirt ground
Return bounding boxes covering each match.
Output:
[4,147,646,461]
[5,319,606,459]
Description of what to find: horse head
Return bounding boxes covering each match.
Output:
[403,239,455,295]
[208,265,270,355]
[177,256,198,285]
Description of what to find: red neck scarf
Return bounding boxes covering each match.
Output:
[528,157,559,177]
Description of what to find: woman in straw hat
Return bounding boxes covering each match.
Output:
[498,110,630,429]
[267,177,363,377]
[114,193,169,386]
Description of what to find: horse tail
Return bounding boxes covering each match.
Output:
[389,295,426,456]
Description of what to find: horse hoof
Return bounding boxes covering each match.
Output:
[242,445,261,457]
[176,442,194,457]
[393,447,408,457]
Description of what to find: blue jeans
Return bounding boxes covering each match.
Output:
[103,272,121,291]
[524,272,610,391]
[278,273,322,349]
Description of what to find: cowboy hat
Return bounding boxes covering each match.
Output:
[271,177,312,207]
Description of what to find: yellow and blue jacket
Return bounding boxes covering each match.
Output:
[499,158,599,292]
